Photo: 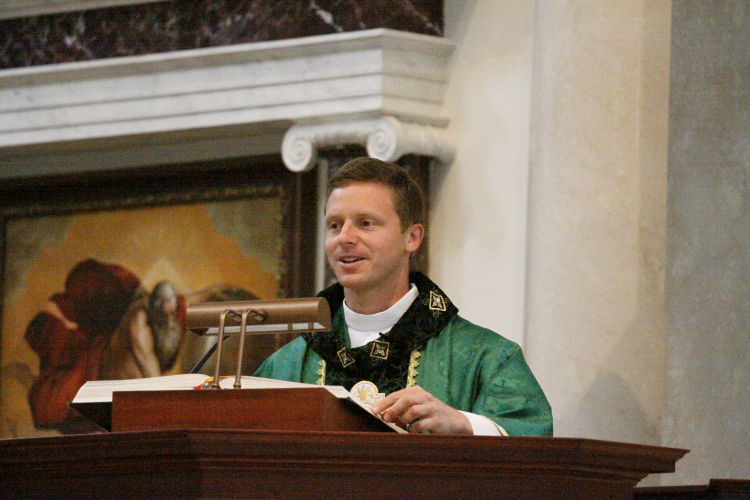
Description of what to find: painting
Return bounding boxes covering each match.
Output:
[0,160,315,438]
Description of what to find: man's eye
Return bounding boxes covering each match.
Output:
[328,222,340,231]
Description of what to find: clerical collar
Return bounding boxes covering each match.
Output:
[344,284,418,348]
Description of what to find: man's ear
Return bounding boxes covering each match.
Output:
[405,223,425,254]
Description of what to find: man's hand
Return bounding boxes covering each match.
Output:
[370,386,473,434]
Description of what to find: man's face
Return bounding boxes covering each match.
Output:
[324,182,422,295]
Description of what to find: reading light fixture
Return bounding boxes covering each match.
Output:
[186,298,332,389]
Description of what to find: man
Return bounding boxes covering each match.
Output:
[255,157,552,436]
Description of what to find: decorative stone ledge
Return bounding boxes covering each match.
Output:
[282,116,455,172]
[0,28,453,177]
[0,0,164,20]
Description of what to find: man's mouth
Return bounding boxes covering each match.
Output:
[340,257,364,263]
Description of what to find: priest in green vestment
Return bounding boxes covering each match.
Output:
[255,157,552,437]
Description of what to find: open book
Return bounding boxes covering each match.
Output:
[69,374,406,433]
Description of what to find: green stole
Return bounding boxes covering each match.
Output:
[302,272,457,394]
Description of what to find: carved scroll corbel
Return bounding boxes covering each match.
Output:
[281,116,456,172]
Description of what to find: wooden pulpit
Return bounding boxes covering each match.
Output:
[0,389,689,500]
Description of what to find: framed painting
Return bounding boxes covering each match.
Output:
[0,156,317,438]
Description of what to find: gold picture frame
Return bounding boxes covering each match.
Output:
[0,156,316,438]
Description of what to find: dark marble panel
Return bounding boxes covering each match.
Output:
[0,0,443,69]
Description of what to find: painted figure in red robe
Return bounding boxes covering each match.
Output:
[25,259,185,433]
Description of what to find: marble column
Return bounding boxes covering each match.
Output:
[524,1,672,483]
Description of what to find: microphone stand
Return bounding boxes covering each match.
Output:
[189,335,228,374]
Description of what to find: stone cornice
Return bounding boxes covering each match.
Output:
[282,116,455,172]
[0,0,166,20]
[0,28,453,176]
[0,28,452,144]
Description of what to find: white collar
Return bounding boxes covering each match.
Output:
[344,284,418,348]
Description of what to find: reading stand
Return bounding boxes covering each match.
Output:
[110,387,393,433]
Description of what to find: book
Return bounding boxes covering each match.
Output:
[71,374,339,402]
[69,374,406,433]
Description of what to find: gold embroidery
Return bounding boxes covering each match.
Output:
[337,347,355,368]
[370,340,390,360]
[406,350,421,387]
[429,291,447,312]
[349,381,385,410]
[316,359,326,385]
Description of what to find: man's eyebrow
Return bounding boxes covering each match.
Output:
[326,210,380,219]
[354,211,384,221]
[358,209,384,217]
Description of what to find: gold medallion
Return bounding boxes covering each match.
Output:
[429,291,447,312]
[370,340,390,360]
[349,381,385,411]
[337,347,355,367]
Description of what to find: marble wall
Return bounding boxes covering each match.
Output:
[663,0,750,485]
[0,0,442,68]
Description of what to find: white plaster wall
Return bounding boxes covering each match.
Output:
[524,0,672,473]
[432,0,535,348]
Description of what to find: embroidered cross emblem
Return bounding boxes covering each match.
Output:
[429,291,447,312]
[370,340,390,360]
[337,347,355,367]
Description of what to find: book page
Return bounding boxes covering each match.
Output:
[72,374,211,402]
[74,374,353,403]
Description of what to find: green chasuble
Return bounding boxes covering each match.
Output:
[254,272,552,437]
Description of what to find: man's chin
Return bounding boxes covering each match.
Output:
[335,275,362,289]
[334,272,370,291]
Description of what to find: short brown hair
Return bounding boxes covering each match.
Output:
[327,157,425,231]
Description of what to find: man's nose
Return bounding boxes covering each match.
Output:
[339,221,357,244]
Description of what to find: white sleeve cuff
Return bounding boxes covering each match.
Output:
[461,411,508,436]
